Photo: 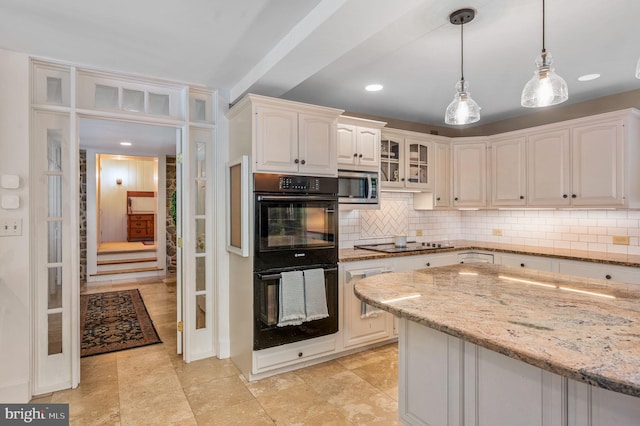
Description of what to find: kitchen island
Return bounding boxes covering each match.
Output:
[355,263,640,425]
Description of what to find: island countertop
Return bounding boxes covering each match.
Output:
[354,263,640,398]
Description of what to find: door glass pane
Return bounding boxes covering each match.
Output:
[149,93,170,115]
[47,130,62,172]
[194,99,206,121]
[46,77,63,104]
[95,84,119,109]
[196,295,206,329]
[196,181,206,215]
[48,221,62,263]
[196,142,206,178]
[380,139,400,182]
[48,312,63,355]
[196,257,205,291]
[48,176,62,217]
[195,219,206,253]
[123,88,145,112]
[47,267,63,309]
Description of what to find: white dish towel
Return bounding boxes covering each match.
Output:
[277,270,306,327]
[303,268,329,321]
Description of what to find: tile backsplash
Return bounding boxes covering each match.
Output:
[339,192,640,255]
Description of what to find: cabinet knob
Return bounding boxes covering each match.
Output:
[519,196,524,200]
[426,262,431,267]
[401,178,405,182]
[520,263,525,267]
[563,194,568,198]
[454,197,459,201]
[353,153,358,157]
[294,158,299,164]
[571,194,577,198]
[359,154,363,158]
[436,197,441,201]
[605,274,612,280]
[301,159,306,165]
[460,261,464,264]
[298,352,303,357]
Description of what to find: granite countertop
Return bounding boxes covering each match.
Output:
[354,263,640,398]
[340,240,640,267]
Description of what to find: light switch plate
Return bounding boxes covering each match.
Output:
[1,174,19,189]
[1,195,19,209]
[0,218,21,236]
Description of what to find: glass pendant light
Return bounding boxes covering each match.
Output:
[445,8,481,125]
[635,57,640,79]
[521,0,568,107]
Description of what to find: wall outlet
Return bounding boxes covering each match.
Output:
[612,235,630,245]
[0,218,22,236]
[492,228,503,236]
[416,229,423,236]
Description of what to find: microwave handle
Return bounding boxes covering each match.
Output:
[366,174,372,200]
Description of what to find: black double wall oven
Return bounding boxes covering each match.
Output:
[253,173,339,350]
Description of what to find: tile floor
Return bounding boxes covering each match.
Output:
[31,277,401,425]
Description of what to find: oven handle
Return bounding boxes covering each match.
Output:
[258,267,338,281]
[256,195,337,202]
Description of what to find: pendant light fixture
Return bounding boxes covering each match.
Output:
[445,8,481,125]
[635,57,640,79]
[521,0,568,107]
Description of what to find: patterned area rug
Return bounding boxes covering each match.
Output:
[80,289,162,357]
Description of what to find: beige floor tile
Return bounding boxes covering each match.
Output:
[256,383,340,425]
[119,389,195,426]
[175,357,240,388]
[194,399,275,425]
[242,371,306,398]
[295,409,353,426]
[311,370,381,407]
[351,356,398,393]
[184,374,255,416]
[335,392,402,426]
[293,360,349,385]
[335,344,397,370]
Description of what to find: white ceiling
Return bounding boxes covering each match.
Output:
[2,0,640,140]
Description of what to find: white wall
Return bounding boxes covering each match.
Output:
[0,49,31,402]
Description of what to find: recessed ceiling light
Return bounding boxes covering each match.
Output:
[578,74,600,82]
[365,84,383,92]
[120,141,132,146]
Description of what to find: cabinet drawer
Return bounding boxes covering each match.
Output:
[253,335,336,373]
[130,214,153,221]
[129,220,147,229]
[129,228,149,238]
[558,260,640,285]
[500,254,553,271]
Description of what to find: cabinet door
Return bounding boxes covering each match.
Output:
[452,142,487,207]
[500,253,553,272]
[255,105,299,173]
[434,143,451,207]
[337,123,357,167]
[356,127,380,170]
[299,112,337,176]
[405,139,433,190]
[491,137,527,206]
[343,267,393,348]
[527,129,571,206]
[571,120,624,206]
[380,136,404,188]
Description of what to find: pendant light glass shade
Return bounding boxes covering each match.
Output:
[635,56,640,79]
[521,50,568,107]
[445,80,481,125]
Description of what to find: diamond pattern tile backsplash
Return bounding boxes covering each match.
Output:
[360,198,408,238]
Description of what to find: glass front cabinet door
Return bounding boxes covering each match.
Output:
[380,136,404,188]
[380,130,433,190]
[405,138,432,189]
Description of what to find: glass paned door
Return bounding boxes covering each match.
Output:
[380,138,403,187]
[33,110,73,394]
[183,126,214,361]
[406,140,433,189]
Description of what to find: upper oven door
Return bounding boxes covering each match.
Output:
[254,194,338,269]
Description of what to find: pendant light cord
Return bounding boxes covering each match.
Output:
[542,0,546,52]
[460,19,465,81]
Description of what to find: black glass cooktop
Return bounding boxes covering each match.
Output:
[354,242,454,253]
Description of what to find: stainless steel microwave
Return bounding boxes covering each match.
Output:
[337,170,379,204]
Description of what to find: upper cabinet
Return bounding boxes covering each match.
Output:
[526,128,572,206]
[433,142,451,208]
[228,94,344,176]
[380,129,436,190]
[337,116,386,172]
[491,136,528,207]
[452,139,487,208]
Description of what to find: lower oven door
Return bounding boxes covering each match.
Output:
[253,264,338,350]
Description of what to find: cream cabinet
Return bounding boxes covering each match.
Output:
[337,116,386,172]
[452,139,487,207]
[490,136,527,206]
[341,262,394,349]
[229,94,343,176]
[433,142,451,208]
[380,128,435,190]
[527,128,572,206]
